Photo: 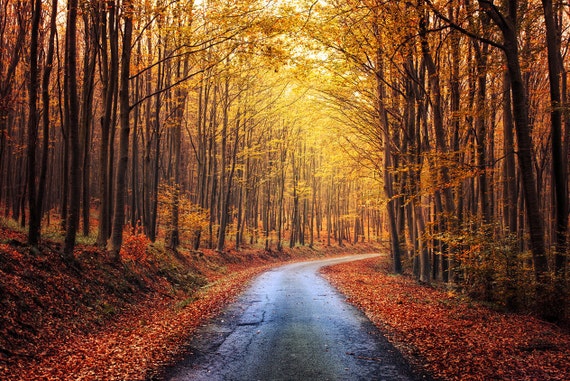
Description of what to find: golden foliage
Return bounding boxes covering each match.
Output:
[157,182,210,245]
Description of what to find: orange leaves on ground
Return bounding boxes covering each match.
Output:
[119,229,150,261]
[0,236,382,380]
[321,258,570,381]
[0,243,22,261]
[5,264,271,381]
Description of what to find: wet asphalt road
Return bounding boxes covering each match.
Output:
[163,254,419,381]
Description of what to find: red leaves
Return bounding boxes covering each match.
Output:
[1,232,382,380]
[2,260,271,380]
[119,230,150,262]
[322,258,570,381]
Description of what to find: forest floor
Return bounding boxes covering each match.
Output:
[0,222,378,380]
[322,257,570,381]
[2,221,569,381]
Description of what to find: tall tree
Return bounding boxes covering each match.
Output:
[0,2,26,209]
[37,0,59,243]
[96,0,119,248]
[109,0,134,259]
[26,0,42,247]
[478,0,548,281]
[63,0,81,261]
[541,0,568,278]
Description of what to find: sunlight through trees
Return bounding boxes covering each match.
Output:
[0,0,568,319]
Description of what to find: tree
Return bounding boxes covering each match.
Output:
[26,0,42,247]
[63,0,81,261]
[109,0,134,260]
[541,0,568,278]
[96,0,119,248]
[477,0,549,298]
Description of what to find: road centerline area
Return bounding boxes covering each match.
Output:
[164,254,419,381]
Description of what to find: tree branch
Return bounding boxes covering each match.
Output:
[425,0,505,50]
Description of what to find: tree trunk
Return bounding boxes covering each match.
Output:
[217,109,240,252]
[374,25,402,273]
[26,0,42,247]
[541,0,568,277]
[81,11,97,237]
[167,59,190,251]
[503,27,548,278]
[63,0,81,261]
[502,72,518,233]
[96,2,119,247]
[109,1,133,259]
[0,3,26,208]
[37,0,58,245]
[474,40,491,223]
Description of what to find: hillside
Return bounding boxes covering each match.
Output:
[0,223,378,380]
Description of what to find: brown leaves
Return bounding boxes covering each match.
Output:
[2,257,270,380]
[322,258,570,381]
[0,231,384,380]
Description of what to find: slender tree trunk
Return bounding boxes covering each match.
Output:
[542,0,568,277]
[167,59,190,251]
[130,53,141,229]
[26,0,42,247]
[37,0,58,244]
[217,109,240,252]
[503,72,518,233]
[374,25,402,273]
[166,111,182,250]
[420,12,455,216]
[503,31,548,278]
[310,157,316,248]
[81,12,97,237]
[150,123,160,241]
[0,4,26,208]
[207,86,218,248]
[290,154,299,248]
[97,2,118,247]
[109,1,133,259]
[63,0,81,261]
[474,40,491,223]
[277,141,286,251]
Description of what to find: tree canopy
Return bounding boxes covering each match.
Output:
[0,0,568,319]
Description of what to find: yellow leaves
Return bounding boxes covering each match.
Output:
[158,182,209,237]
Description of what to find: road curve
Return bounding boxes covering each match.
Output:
[163,254,419,381]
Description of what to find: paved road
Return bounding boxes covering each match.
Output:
[163,254,420,381]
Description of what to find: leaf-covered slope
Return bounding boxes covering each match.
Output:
[0,226,184,377]
[322,257,570,381]
[0,224,379,380]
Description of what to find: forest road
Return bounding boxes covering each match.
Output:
[162,254,421,381]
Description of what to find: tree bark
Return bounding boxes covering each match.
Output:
[217,109,240,252]
[26,0,42,247]
[96,1,119,247]
[502,72,518,233]
[63,0,81,261]
[80,12,97,237]
[167,59,190,251]
[37,0,58,245]
[109,0,134,259]
[541,0,568,277]
[478,0,549,283]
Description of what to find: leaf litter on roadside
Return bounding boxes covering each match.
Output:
[321,257,570,381]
